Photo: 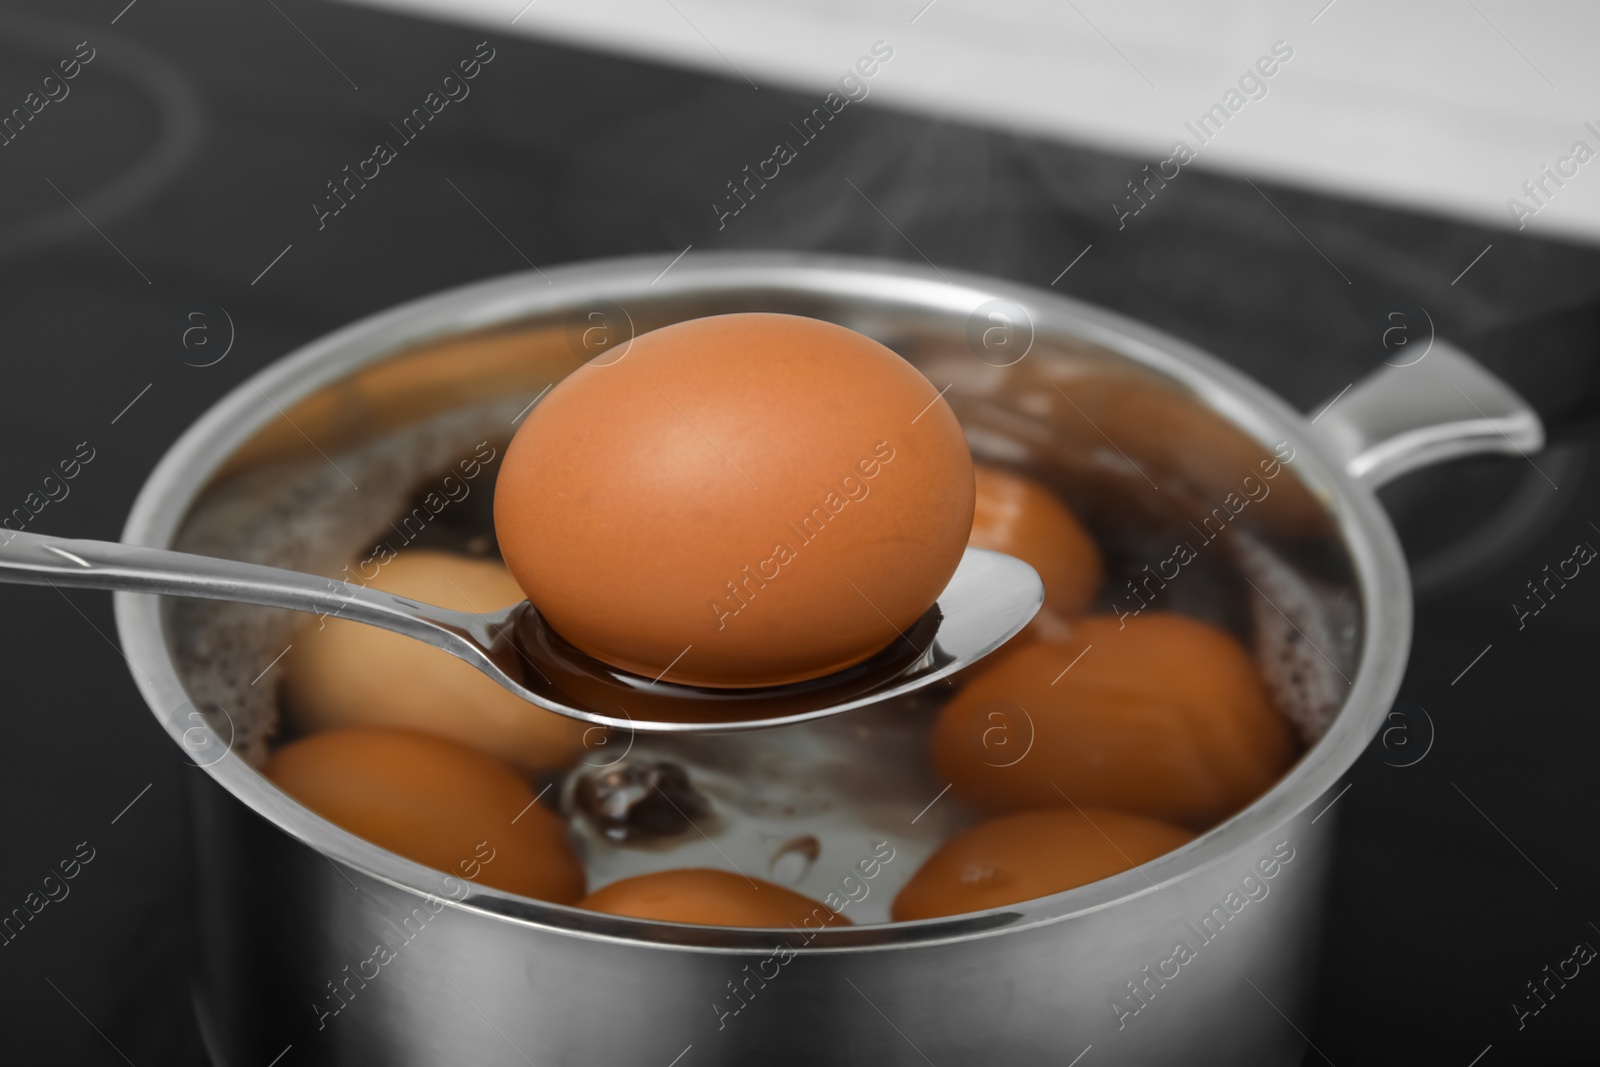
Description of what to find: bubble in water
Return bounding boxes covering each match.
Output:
[571,759,711,843]
[768,835,821,884]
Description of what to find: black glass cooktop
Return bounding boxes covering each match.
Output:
[0,1,1597,1064]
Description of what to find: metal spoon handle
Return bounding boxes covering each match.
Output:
[0,530,1046,732]
[0,529,493,650]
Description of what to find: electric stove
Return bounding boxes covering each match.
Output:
[0,1,1596,1063]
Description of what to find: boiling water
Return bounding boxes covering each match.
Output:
[168,359,1356,925]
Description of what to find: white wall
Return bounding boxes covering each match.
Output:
[342,0,1600,243]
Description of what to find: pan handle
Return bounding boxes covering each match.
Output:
[1309,341,1544,489]
[1459,297,1600,438]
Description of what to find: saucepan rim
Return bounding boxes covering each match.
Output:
[113,250,1410,953]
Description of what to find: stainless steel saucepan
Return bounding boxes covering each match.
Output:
[114,252,1552,1065]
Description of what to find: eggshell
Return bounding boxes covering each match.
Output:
[577,868,850,928]
[495,312,975,687]
[263,727,585,903]
[892,807,1193,920]
[282,550,588,774]
[930,613,1297,828]
[969,464,1101,617]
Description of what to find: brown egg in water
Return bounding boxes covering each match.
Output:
[892,807,1194,921]
[955,463,1102,672]
[494,312,976,688]
[263,727,586,903]
[930,612,1298,828]
[577,868,851,928]
[969,464,1102,619]
[281,550,589,774]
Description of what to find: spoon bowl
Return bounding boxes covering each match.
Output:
[0,530,1042,732]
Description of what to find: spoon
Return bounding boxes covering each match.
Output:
[0,530,1042,732]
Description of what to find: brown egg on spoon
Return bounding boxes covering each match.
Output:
[260,311,1287,929]
[494,312,977,688]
